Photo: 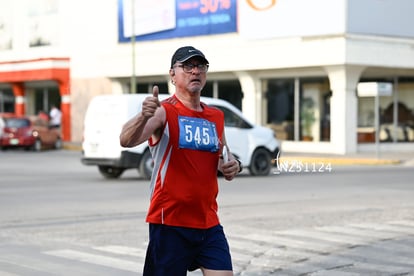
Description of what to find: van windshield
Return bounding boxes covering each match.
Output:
[211,105,252,129]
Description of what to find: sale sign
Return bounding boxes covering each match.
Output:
[118,0,237,42]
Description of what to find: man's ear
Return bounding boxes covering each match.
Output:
[169,69,176,84]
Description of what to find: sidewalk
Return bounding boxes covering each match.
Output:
[280,151,414,166]
[65,142,414,166]
[63,142,82,152]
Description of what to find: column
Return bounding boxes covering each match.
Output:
[235,71,264,125]
[59,81,71,142]
[324,65,365,154]
[12,83,25,115]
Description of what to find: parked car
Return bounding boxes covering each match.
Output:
[0,113,62,151]
[81,94,281,179]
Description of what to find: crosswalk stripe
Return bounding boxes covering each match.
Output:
[315,225,399,240]
[229,239,314,266]
[229,232,337,253]
[93,245,146,257]
[44,249,141,273]
[230,251,254,263]
[279,254,355,275]
[390,220,414,227]
[0,266,20,276]
[229,227,344,257]
[349,222,414,235]
[275,228,368,246]
[353,242,414,266]
[343,261,412,275]
[228,238,272,255]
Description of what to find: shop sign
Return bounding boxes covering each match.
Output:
[357,82,393,97]
[118,0,237,42]
[238,0,344,39]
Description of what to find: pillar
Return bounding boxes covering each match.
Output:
[58,81,71,141]
[325,65,365,154]
[12,83,25,115]
[235,71,263,125]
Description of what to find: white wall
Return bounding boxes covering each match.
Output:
[348,0,414,38]
[238,0,346,39]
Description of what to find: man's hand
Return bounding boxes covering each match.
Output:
[221,159,240,181]
[142,86,160,119]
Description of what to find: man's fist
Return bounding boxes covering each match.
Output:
[142,86,160,119]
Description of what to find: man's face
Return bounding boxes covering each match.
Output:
[171,57,208,94]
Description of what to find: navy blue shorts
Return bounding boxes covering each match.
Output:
[143,223,233,275]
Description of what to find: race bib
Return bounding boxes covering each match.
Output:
[178,116,219,152]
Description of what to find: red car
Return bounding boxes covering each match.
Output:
[0,113,62,151]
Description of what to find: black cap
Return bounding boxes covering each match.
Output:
[170,46,209,68]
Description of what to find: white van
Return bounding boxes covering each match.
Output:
[81,94,280,179]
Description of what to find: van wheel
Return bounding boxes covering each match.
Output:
[139,150,153,180]
[249,148,272,176]
[98,166,124,179]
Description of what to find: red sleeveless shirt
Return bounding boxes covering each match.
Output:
[146,95,224,229]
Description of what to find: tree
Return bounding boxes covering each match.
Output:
[301,97,316,140]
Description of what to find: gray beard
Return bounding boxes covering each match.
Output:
[189,87,203,94]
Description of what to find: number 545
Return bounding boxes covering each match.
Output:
[185,125,211,145]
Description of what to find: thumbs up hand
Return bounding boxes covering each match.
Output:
[142,85,161,119]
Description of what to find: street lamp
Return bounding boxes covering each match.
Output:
[130,0,136,94]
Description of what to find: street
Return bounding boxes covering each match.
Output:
[0,150,414,275]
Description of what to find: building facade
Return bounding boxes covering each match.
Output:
[1,0,413,154]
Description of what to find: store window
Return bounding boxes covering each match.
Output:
[267,79,295,140]
[358,78,414,143]
[32,87,60,115]
[0,89,14,113]
[218,80,242,110]
[300,79,330,142]
[266,78,330,142]
[204,80,243,110]
[137,83,169,94]
[202,82,213,98]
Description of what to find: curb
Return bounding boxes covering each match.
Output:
[278,156,402,166]
[63,142,406,166]
[63,143,82,151]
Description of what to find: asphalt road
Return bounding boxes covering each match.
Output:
[0,150,413,275]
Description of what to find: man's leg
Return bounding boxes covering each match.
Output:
[201,268,233,276]
[195,225,233,275]
[143,224,193,276]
